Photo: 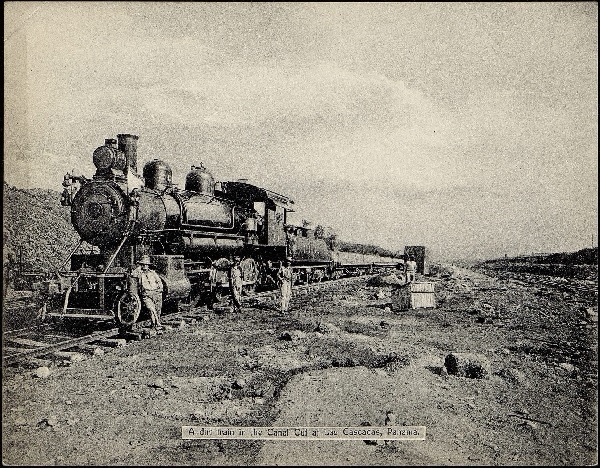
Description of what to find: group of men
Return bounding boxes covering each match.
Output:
[133,253,417,325]
[228,256,293,314]
[133,255,294,328]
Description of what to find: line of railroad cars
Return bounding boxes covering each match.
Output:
[38,134,418,327]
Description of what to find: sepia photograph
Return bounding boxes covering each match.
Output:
[3,2,598,465]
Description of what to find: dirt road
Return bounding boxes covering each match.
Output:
[2,266,597,465]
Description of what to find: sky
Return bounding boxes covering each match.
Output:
[4,2,598,260]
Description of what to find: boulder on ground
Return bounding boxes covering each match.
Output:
[316,321,340,334]
[35,366,51,379]
[583,307,598,322]
[444,353,491,379]
[153,378,165,389]
[279,330,308,341]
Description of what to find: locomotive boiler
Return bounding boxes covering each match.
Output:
[49,134,338,326]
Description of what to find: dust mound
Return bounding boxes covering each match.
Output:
[367,273,403,286]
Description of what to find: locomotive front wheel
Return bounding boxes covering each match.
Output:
[116,292,142,327]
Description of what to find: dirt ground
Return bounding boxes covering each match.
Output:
[2,265,598,465]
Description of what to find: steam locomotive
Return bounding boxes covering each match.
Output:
[46,133,355,326]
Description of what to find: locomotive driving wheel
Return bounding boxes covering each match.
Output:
[116,291,142,327]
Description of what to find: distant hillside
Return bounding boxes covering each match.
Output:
[3,183,79,272]
[486,247,598,266]
[543,247,598,265]
[476,246,598,281]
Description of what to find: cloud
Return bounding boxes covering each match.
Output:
[134,64,459,188]
[141,64,451,140]
[285,176,597,260]
[6,2,458,191]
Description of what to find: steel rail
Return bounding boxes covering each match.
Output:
[2,327,120,366]
[2,271,390,367]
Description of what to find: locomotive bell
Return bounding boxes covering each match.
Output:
[185,163,215,195]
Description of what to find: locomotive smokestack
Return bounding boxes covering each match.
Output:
[117,134,139,174]
[104,138,117,148]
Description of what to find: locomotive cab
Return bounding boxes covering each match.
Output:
[218,181,294,257]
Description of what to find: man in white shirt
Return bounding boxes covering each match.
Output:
[277,257,294,314]
[229,257,243,313]
[131,255,164,330]
[404,255,417,283]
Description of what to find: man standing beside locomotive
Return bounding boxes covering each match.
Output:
[229,257,243,313]
[404,255,418,283]
[131,255,164,331]
[277,257,294,314]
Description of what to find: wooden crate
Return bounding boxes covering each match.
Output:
[393,282,436,311]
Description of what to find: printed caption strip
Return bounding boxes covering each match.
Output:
[183,426,426,441]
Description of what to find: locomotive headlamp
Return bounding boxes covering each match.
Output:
[93,145,127,171]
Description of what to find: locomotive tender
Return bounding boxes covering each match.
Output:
[50,134,342,326]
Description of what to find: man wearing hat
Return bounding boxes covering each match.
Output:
[277,257,294,314]
[229,256,243,313]
[131,255,164,330]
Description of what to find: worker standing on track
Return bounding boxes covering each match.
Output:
[131,255,164,331]
[277,257,293,314]
[405,255,417,283]
[229,256,243,313]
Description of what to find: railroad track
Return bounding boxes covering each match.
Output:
[2,325,120,366]
[2,273,373,368]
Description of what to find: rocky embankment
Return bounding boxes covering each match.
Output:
[3,183,78,272]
